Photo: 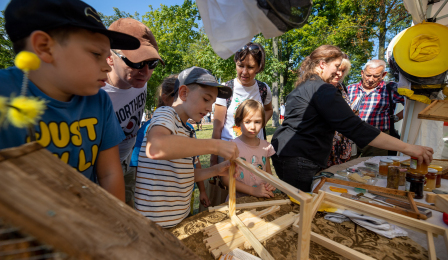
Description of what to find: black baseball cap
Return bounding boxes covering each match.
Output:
[5,0,140,50]
[174,66,232,99]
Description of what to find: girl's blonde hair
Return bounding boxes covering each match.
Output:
[156,74,178,107]
[234,99,266,127]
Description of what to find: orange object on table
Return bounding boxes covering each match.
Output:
[329,186,348,193]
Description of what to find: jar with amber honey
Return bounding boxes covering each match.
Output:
[388,156,401,166]
[409,156,428,174]
[387,166,400,189]
[379,158,393,179]
[424,168,437,192]
[429,165,443,188]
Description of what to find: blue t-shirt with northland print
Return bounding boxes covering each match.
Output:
[0,67,125,182]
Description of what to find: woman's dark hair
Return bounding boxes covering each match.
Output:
[156,74,178,107]
[234,42,266,73]
[295,45,343,87]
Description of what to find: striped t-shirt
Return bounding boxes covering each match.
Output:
[135,106,197,228]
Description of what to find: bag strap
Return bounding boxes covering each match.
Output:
[255,79,268,105]
[386,82,396,132]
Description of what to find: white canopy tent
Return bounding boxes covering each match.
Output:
[390,0,448,159]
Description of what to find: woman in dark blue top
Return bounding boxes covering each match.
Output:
[271,45,433,192]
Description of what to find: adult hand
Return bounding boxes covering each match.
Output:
[252,183,274,198]
[200,192,211,208]
[214,160,231,177]
[216,140,239,161]
[403,144,433,166]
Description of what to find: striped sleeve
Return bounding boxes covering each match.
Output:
[147,106,177,134]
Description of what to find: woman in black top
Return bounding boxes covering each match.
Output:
[271,45,433,192]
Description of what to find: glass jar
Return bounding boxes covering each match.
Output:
[379,158,393,179]
[387,166,400,189]
[429,165,443,188]
[424,168,437,192]
[398,168,407,186]
[407,173,425,199]
[409,156,428,174]
[388,156,401,166]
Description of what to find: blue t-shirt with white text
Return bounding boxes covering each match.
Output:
[0,67,125,182]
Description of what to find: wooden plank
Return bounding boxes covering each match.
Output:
[293,191,326,233]
[418,100,448,122]
[209,200,290,212]
[426,231,437,260]
[230,215,275,260]
[0,142,43,160]
[435,194,448,213]
[297,199,312,260]
[310,232,375,260]
[407,192,420,214]
[443,230,448,256]
[369,191,444,212]
[228,162,236,217]
[243,212,297,249]
[324,192,446,236]
[234,158,311,204]
[312,178,326,194]
[320,178,411,197]
[0,144,198,260]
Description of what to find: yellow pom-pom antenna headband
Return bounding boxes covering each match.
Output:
[14,51,41,96]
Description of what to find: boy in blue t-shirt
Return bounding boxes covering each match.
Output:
[0,0,141,202]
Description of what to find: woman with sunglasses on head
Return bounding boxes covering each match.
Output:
[208,42,274,206]
[271,45,433,192]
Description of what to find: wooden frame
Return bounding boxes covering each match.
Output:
[231,158,313,260]
[208,199,290,212]
[291,190,448,260]
[418,99,448,122]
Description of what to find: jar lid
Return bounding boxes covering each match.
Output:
[427,168,438,174]
[380,158,393,163]
[388,156,400,161]
[429,165,443,171]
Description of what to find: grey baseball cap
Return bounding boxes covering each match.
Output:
[174,66,232,99]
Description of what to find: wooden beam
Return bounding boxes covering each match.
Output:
[324,192,446,236]
[443,230,448,256]
[230,215,275,260]
[426,231,437,260]
[228,161,236,217]
[209,200,290,212]
[297,199,312,260]
[293,191,326,232]
[310,232,375,260]
[435,194,448,213]
[407,192,420,214]
[234,158,311,204]
[369,191,443,212]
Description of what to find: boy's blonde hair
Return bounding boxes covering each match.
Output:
[234,99,266,127]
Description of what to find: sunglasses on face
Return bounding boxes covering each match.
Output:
[237,44,260,55]
[112,50,159,70]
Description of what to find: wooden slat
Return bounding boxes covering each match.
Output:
[209,200,290,212]
[228,161,236,217]
[435,194,448,213]
[231,215,275,260]
[418,100,448,122]
[297,198,312,260]
[408,192,420,214]
[369,191,443,212]
[293,191,326,232]
[0,144,198,259]
[427,231,437,260]
[324,192,446,236]
[311,232,375,260]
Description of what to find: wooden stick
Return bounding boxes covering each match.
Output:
[228,161,236,217]
[351,199,427,220]
[293,191,326,232]
[426,231,437,260]
[243,212,297,249]
[324,192,446,236]
[312,178,327,194]
[311,232,375,260]
[407,192,419,214]
[297,198,312,260]
[320,177,411,197]
[369,191,444,212]
[230,215,275,260]
[209,200,290,212]
[443,230,448,256]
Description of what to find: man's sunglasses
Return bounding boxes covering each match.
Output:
[112,50,159,70]
[236,44,260,55]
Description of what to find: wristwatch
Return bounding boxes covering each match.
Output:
[393,115,400,122]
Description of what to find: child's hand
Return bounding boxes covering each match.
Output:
[214,160,230,177]
[264,183,276,192]
[200,192,211,208]
[216,140,239,161]
[252,183,274,198]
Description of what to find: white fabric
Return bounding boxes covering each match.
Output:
[403,0,448,27]
[215,79,272,141]
[280,104,285,116]
[102,83,147,162]
[196,0,283,59]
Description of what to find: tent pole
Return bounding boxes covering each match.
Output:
[432,0,448,20]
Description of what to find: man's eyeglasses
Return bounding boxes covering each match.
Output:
[112,50,159,70]
[236,44,260,55]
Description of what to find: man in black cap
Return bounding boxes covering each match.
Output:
[134,66,239,228]
[0,0,140,202]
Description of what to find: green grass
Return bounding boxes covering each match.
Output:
[195,120,277,170]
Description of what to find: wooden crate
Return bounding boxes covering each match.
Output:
[418,100,448,122]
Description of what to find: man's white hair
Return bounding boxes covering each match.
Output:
[363,59,386,72]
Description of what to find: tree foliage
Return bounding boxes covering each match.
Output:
[0,12,14,69]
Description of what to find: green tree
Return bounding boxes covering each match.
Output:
[99,8,140,28]
[0,11,15,69]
